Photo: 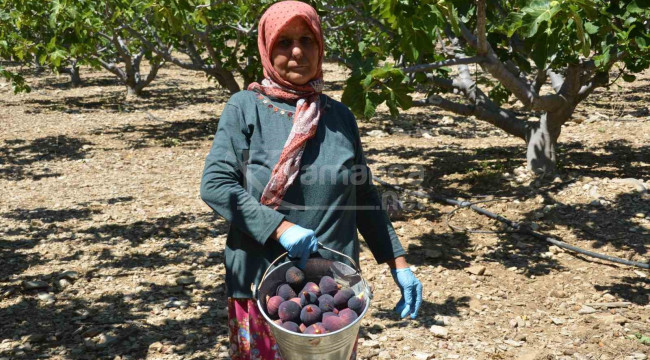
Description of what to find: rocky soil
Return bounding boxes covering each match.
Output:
[0,62,648,360]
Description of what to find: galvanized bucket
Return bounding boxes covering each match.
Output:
[255,243,371,360]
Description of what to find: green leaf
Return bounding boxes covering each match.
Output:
[622,74,636,82]
[584,22,598,35]
[521,0,556,38]
[363,92,382,119]
[504,12,523,37]
[571,11,590,57]
[362,74,375,90]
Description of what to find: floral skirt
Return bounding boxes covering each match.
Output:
[228,298,358,360]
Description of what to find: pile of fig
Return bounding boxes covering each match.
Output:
[265,266,365,335]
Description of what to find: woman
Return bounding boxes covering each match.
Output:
[200,1,423,359]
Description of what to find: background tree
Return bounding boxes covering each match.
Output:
[331,0,650,173]
[0,0,88,88]
[63,0,167,97]
[124,0,274,94]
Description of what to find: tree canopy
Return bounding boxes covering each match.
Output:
[1,0,648,171]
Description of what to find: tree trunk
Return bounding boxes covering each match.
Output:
[525,110,569,173]
[69,64,81,87]
[212,69,241,94]
[32,54,45,74]
[57,64,82,87]
[126,85,141,97]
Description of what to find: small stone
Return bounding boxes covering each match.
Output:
[514,333,527,342]
[95,333,117,348]
[175,276,195,286]
[504,339,523,347]
[149,341,164,352]
[440,116,455,125]
[22,280,48,290]
[22,334,46,344]
[58,279,71,289]
[366,130,388,138]
[577,305,597,314]
[635,212,646,218]
[412,351,435,360]
[429,325,448,338]
[465,265,486,276]
[540,252,554,259]
[550,317,564,325]
[626,353,647,360]
[549,289,568,298]
[82,327,102,338]
[362,340,380,348]
[37,292,55,303]
[602,293,616,301]
[60,271,79,281]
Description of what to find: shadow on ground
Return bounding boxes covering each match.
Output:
[0,136,91,181]
[22,82,229,115]
[0,203,229,359]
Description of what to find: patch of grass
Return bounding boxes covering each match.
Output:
[466,159,510,185]
[160,137,182,147]
[630,332,650,345]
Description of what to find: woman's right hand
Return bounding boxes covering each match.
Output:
[276,223,319,269]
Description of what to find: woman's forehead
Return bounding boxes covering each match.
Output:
[277,18,314,37]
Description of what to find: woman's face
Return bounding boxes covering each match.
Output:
[271,17,320,86]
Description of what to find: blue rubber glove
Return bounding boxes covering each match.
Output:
[278,225,319,269]
[390,268,423,319]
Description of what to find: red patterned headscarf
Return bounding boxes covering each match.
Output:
[248,1,325,209]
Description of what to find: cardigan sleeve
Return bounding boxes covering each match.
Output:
[200,101,285,245]
[349,113,406,264]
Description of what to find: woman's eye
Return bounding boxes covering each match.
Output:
[300,36,313,46]
[278,39,292,48]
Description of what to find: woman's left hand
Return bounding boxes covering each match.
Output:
[390,268,423,319]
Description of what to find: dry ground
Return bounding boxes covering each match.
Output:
[1,62,649,360]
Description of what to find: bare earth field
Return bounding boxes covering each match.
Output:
[1,62,649,360]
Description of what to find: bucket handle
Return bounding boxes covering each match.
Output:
[255,242,362,299]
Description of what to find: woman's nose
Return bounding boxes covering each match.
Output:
[291,43,303,60]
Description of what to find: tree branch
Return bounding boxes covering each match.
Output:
[414,94,527,139]
[401,56,484,73]
[459,22,566,112]
[137,56,163,91]
[533,68,548,93]
[547,70,564,93]
[94,57,125,81]
[476,0,488,55]
[322,3,396,38]
[576,72,609,102]
[122,24,203,71]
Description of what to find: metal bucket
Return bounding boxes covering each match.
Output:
[255,244,371,360]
